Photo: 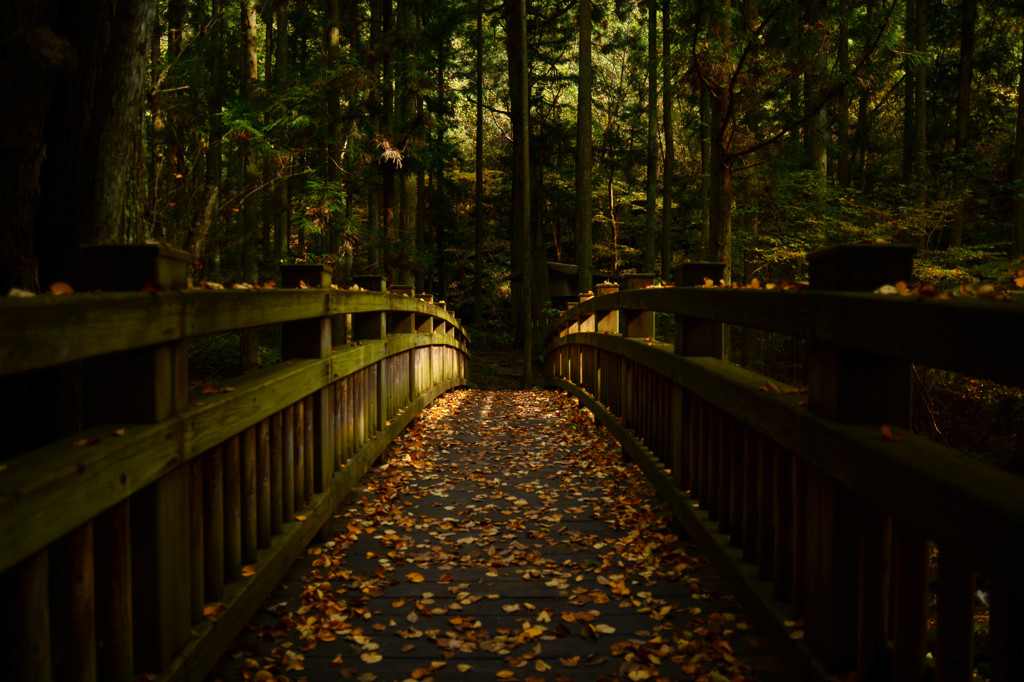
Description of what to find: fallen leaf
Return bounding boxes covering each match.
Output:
[294,515,307,522]
[7,288,35,297]
[48,281,74,295]
[242,564,257,577]
[880,424,903,442]
[112,428,126,437]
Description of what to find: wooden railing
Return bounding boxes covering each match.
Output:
[0,245,468,682]
[544,245,1024,682]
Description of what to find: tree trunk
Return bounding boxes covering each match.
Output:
[643,0,658,274]
[912,0,927,205]
[660,0,673,280]
[239,0,259,283]
[837,0,851,187]
[574,0,593,294]
[854,0,875,192]
[0,24,76,291]
[261,17,274,277]
[275,3,290,264]
[507,0,532,386]
[804,0,827,188]
[1013,37,1024,258]
[380,0,395,279]
[206,0,225,275]
[951,0,975,248]
[326,0,343,262]
[397,0,415,285]
[34,0,157,286]
[699,86,711,250]
[473,0,486,321]
[901,0,915,186]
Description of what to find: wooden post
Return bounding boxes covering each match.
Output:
[14,550,53,682]
[622,273,655,339]
[673,262,726,358]
[77,245,192,672]
[257,420,271,548]
[353,276,387,435]
[270,412,283,534]
[803,244,915,670]
[223,436,242,581]
[282,265,334,493]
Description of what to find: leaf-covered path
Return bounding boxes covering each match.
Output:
[208,389,785,682]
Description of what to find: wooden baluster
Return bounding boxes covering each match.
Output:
[670,384,688,490]
[740,427,757,561]
[270,412,284,535]
[706,407,719,520]
[257,420,271,548]
[773,448,794,601]
[858,503,890,680]
[282,406,295,519]
[241,426,258,564]
[223,436,242,581]
[717,411,732,533]
[203,446,225,601]
[187,459,204,622]
[791,456,807,617]
[303,395,315,500]
[95,502,132,682]
[756,438,775,581]
[935,549,975,682]
[892,523,928,682]
[14,550,52,682]
[53,523,95,682]
[294,400,306,505]
[989,582,1024,682]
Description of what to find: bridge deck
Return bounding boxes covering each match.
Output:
[207,389,785,681]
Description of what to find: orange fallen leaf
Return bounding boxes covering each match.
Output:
[112,428,126,437]
[48,281,74,295]
[294,515,308,522]
[407,572,425,583]
[880,424,903,442]
[760,381,781,395]
[242,564,257,577]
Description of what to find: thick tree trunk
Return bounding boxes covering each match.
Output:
[239,0,259,283]
[912,0,927,205]
[506,0,532,385]
[0,25,77,291]
[660,0,673,280]
[34,0,156,286]
[1013,39,1024,258]
[473,0,486,321]
[275,3,289,263]
[837,0,851,187]
[951,0,975,248]
[574,0,593,294]
[699,87,711,249]
[326,0,343,262]
[643,0,658,274]
[804,0,827,188]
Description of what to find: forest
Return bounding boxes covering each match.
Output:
[3,0,1024,400]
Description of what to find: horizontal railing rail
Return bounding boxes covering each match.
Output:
[544,246,1024,682]
[0,245,469,682]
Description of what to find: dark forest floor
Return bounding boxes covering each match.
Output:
[206,389,786,682]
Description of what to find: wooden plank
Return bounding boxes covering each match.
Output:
[95,501,133,682]
[303,395,314,502]
[241,428,258,564]
[756,438,775,581]
[14,549,53,682]
[256,420,271,549]
[892,523,929,682]
[54,522,96,682]
[857,502,890,680]
[989,582,1024,682]
[282,406,295,520]
[203,447,225,601]
[294,400,305,506]
[132,469,191,670]
[934,549,974,682]
[188,459,204,623]
[741,426,758,563]
[223,437,241,582]
[270,412,283,535]
[773,449,794,602]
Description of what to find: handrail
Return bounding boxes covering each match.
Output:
[543,246,1024,682]
[0,245,469,682]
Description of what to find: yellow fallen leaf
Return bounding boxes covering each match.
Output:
[407,572,425,583]
[360,652,382,664]
[294,515,307,522]
[242,564,256,577]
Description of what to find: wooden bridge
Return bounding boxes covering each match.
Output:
[1,244,1023,682]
